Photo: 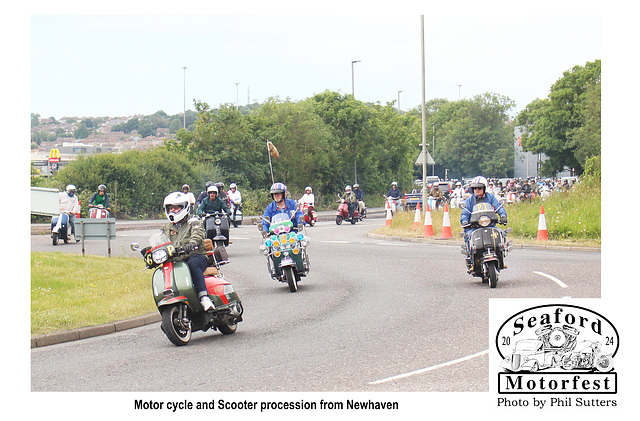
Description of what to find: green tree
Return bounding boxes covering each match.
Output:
[516,59,601,175]
[73,123,90,139]
[31,113,40,128]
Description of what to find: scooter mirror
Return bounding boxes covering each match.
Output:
[298,224,304,231]
[251,217,258,225]
[188,216,201,227]
[130,242,140,251]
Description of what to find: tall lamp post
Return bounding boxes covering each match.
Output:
[182,66,187,129]
[351,59,361,183]
[397,90,404,112]
[235,82,240,108]
[456,83,463,100]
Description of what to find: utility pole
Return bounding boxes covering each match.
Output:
[420,16,428,210]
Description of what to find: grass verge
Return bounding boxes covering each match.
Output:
[31,252,156,335]
[372,179,600,247]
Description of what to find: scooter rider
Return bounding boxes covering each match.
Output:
[59,184,81,241]
[227,183,242,222]
[387,181,401,200]
[460,176,507,268]
[298,186,315,207]
[341,185,358,218]
[181,184,196,211]
[89,184,110,210]
[353,183,365,216]
[161,192,215,312]
[197,185,230,217]
[263,182,303,232]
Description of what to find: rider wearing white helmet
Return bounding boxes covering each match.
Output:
[161,192,214,311]
[59,184,81,240]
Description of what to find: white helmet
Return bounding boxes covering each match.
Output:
[66,184,76,192]
[207,185,218,194]
[305,186,312,192]
[470,176,488,191]
[229,183,237,189]
[345,185,352,191]
[163,192,191,222]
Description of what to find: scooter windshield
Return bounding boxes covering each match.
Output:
[269,212,294,234]
[149,232,171,247]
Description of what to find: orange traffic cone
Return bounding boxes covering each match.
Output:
[413,202,422,229]
[440,203,453,239]
[422,203,434,237]
[537,205,548,241]
[385,201,393,227]
[76,199,82,218]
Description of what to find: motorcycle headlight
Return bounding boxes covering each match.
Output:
[479,215,491,227]
[152,249,168,264]
[215,218,221,224]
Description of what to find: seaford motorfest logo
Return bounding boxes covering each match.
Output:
[496,304,618,397]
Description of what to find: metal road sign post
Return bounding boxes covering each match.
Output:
[75,218,117,257]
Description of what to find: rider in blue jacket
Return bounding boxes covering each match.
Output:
[460,176,507,269]
[262,182,303,232]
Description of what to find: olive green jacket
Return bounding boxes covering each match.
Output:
[160,219,206,260]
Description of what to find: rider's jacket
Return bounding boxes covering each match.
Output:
[298,193,315,206]
[197,196,230,216]
[227,189,242,205]
[263,198,303,232]
[354,189,364,201]
[387,187,401,199]
[160,218,207,260]
[460,192,507,233]
[59,191,80,214]
[89,192,110,208]
[342,191,356,203]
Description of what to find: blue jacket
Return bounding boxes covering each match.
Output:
[263,198,303,232]
[460,192,507,231]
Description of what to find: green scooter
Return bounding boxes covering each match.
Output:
[256,212,311,292]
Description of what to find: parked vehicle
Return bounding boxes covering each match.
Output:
[50,212,73,245]
[501,339,557,372]
[461,203,512,288]
[300,202,318,226]
[131,232,243,346]
[257,213,311,292]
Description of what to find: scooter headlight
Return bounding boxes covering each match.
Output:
[478,215,491,227]
[152,249,168,264]
[259,244,269,255]
[300,236,310,247]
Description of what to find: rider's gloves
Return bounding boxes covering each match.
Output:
[184,242,198,253]
[500,215,508,225]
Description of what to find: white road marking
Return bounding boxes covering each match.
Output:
[320,240,351,244]
[368,349,489,385]
[532,271,568,288]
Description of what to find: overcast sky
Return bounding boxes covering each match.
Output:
[30,13,601,120]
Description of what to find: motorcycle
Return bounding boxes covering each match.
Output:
[229,200,243,227]
[51,212,74,245]
[461,203,512,288]
[300,202,318,226]
[256,212,311,292]
[506,191,518,205]
[89,204,110,218]
[202,211,230,248]
[336,196,361,225]
[131,231,243,346]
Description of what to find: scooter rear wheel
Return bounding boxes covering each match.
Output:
[284,266,298,292]
[218,320,238,335]
[161,305,191,346]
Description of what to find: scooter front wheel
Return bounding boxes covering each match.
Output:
[161,305,191,346]
[284,266,298,292]
[336,215,343,225]
[52,232,59,246]
[486,261,498,288]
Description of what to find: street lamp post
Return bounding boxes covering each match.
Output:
[456,83,463,100]
[397,90,404,112]
[182,66,187,129]
[431,122,435,176]
[351,60,361,183]
[351,60,361,97]
[235,83,240,108]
